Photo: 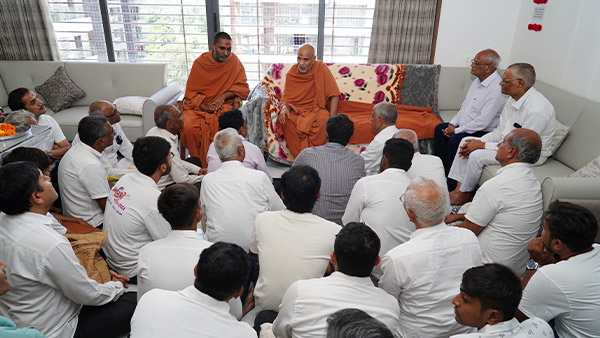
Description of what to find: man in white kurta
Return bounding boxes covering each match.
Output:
[342,138,414,279]
[448,63,555,205]
[273,223,400,338]
[361,102,399,175]
[379,177,482,338]
[200,128,285,252]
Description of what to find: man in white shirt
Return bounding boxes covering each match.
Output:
[8,87,71,160]
[206,108,272,180]
[342,138,414,280]
[361,102,399,175]
[201,128,285,252]
[434,49,507,177]
[103,136,172,279]
[445,129,543,275]
[146,105,205,190]
[0,162,134,338]
[273,222,400,338]
[379,177,482,338]
[448,63,555,205]
[451,264,553,338]
[250,165,341,314]
[517,201,600,338]
[394,129,446,190]
[130,242,255,338]
[58,115,114,227]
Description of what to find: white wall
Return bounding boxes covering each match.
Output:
[510,0,600,102]
[434,0,521,69]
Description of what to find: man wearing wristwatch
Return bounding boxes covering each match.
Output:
[516,201,600,338]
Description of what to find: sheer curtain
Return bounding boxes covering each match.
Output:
[368,0,438,64]
[0,0,59,60]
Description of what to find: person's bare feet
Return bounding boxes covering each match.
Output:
[449,190,472,206]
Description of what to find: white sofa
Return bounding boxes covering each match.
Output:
[438,67,600,210]
[0,61,182,141]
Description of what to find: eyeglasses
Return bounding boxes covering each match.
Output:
[471,59,491,67]
[501,78,521,83]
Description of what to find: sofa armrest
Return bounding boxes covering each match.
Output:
[142,82,182,135]
[542,176,600,210]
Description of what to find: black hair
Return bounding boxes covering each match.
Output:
[334,222,380,277]
[382,138,413,170]
[218,109,245,131]
[132,136,171,176]
[0,162,43,215]
[280,165,321,213]
[326,114,354,146]
[194,242,249,301]
[157,183,200,230]
[545,201,598,252]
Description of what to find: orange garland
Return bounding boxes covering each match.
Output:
[0,123,17,137]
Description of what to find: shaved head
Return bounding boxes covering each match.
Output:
[297,44,316,73]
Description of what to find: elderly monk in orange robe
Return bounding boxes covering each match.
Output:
[278,44,340,157]
[182,32,250,166]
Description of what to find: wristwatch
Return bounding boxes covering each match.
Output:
[526,259,539,271]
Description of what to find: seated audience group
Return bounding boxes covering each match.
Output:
[1,43,599,338]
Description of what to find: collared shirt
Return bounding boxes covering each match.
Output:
[136,230,242,318]
[103,171,171,277]
[519,244,600,338]
[450,317,553,338]
[273,271,400,338]
[58,141,109,227]
[466,162,542,275]
[407,152,447,190]
[201,161,285,252]
[481,87,555,164]
[450,71,507,134]
[206,134,272,181]
[250,210,341,312]
[379,223,482,338]
[146,126,203,190]
[342,168,413,279]
[38,114,67,144]
[294,142,364,225]
[130,286,255,338]
[361,125,399,176]
[0,212,125,338]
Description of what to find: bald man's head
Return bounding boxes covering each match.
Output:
[297,44,316,74]
[89,100,120,125]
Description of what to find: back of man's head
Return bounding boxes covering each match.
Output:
[158,183,200,230]
[2,147,52,174]
[404,177,450,227]
[460,263,522,324]
[0,162,41,215]
[334,222,380,277]
[218,109,245,131]
[326,114,354,146]
[545,201,598,252]
[78,115,108,146]
[326,308,393,338]
[214,128,242,161]
[509,129,541,164]
[281,165,321,213]
[393,129,419,153]
[373,102,397,125]
[507,63,536,88]
[133,136,171,177]
[154,105,176,128]
[194,242,249,301]
[7,87,29,111]
[382,138,413,171]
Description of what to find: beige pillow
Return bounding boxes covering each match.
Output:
[113,96,147,116]
[550,119,569,155]
[35,66,86,112]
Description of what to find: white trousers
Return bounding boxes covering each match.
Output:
[447,137,499,192]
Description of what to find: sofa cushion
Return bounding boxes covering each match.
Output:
[567,154,600,178]
[113,96,147,116]
[35,66,86,112]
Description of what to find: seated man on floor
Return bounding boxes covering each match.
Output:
[517,201,600,337]
[278,44,340,157]
[146,105,205,190]
[379,177,482,338]
[250,165,341,315]
[293,114,364,225]
[0,162,135,338]
[7,87,70,160]
[445,129,543,275]
[273,222,400,338]
[58,115,114,228]
[326,309,393,338]
[206,108,271,180]
[130,242,255,337]
[394,128,446,189]
[103,136,172,281]
[181,31,250,166]
[201,128,285,253]
[361,102,399,175]
[451,263,553,338]
[448,63,555,205]
[342,138,414,280]
[433,49,507,177]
